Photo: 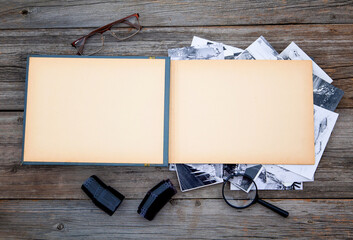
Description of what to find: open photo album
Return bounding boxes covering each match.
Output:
[23,55,315,166]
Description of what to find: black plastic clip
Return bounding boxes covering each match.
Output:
[81,175,125,216]
[137,179,177,221]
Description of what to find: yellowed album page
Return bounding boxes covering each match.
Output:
[169,60,315,164]
[24,57,166,164]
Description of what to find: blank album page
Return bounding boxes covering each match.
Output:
[169,60,315,165]
[23,56,168,165]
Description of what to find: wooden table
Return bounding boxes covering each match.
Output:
[0,1,352,239]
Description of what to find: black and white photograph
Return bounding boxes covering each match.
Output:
[224,164,304,191]
[168,44,224,60]
[254,169,303,190]
[280,41,333,83]
[191,36,243,59]
[264,165,312,183]
[236,36,282,60]
[231,164,263,193]
[175,164,223,192]
[313,75,344,111]
[280,105,339,180]
[236,50,255,60]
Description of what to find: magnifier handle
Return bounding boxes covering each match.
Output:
[257,199,289,218]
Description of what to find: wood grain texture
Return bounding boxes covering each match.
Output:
[0,199,352,239]
[0,0,352,238]
[0,25,352,110]
[1,25,352,68]
[0,0,353,29]
[0,110,352,199]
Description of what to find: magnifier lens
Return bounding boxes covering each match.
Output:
[223,174,257,208]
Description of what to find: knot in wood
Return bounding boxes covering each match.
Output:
[57,223,64,230]
[169,199,177,206]
[20,9,29,15]
[17,117,23,125]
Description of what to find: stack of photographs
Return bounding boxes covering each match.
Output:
[168,36,343,193]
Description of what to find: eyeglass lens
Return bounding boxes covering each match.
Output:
[79,34,104,56]
[109,15,141,41]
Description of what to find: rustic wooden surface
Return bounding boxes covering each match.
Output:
[0,1,352,239]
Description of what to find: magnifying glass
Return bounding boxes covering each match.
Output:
[222,172,289,218]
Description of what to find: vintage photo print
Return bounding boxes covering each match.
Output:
[280,41,333,83]
[236,36,282,60]
[175,164,223,192]
[168,44,224,60]
[236,50,255,60]
[230,164,263,193]
[191,36,243,59]
[313,75,344,111]
[224,164,305,190]
[254,169,303,190]
[264,165,313,183]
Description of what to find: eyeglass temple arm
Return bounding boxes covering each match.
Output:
[110,13,140,28]
[94,13,140,33]
[257,198,289,218]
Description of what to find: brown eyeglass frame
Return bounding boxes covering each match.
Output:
[71,13,142,55]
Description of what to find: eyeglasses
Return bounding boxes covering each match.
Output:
[71,13,142,55]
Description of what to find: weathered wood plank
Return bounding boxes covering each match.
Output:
[0,110,352,199]
[0,0,352,29]
[1,25,352,68]
[0,25,352,109]
[0,199,351,239]
[0,82,24,111]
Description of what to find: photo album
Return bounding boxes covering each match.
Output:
[23,55,315,166]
